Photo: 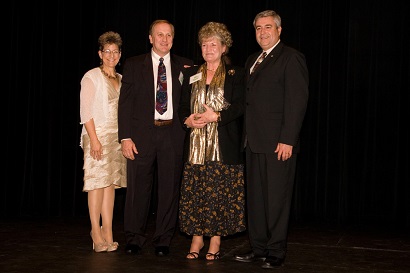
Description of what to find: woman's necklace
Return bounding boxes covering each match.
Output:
[206,63,218,72]
[100,66,118,80]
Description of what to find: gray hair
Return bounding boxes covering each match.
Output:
[253,10,281,28]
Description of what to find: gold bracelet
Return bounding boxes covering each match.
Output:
[216,111,221,122]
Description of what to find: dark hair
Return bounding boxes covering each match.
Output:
[98,31,122,51]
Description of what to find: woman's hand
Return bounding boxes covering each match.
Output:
[196,104,219,123]
[185,104,219,129]
[90,139,103,160]
[185,113,206,128]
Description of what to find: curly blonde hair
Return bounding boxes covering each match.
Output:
[198,22,233,55]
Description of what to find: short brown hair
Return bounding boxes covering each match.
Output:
[98,31,122,51]
[149,19,175,37]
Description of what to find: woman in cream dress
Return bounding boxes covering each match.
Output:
[80,31,126,252]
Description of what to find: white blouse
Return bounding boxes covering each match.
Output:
[79,67,121,147]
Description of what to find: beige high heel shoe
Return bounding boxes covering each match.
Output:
[107,242,119,252]
[90,232,108,252]
[100,226,118,252]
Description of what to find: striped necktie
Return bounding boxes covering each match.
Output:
[251,51,267,74]
[156,57,167,114]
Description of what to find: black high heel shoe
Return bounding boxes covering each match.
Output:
[206,251,220,260]
[186,242,204,259]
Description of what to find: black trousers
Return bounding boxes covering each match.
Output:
[245,146,297,259]
[124,125,183,247]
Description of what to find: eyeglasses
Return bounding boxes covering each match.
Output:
[101,49,120,55]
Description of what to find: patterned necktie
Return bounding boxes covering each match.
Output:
[156,57,167,114]
[251,51,267,74]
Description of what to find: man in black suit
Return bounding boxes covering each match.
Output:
[233,10,309,269]
[118,19,194,256]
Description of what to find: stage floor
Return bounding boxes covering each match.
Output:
[1,215,409,273]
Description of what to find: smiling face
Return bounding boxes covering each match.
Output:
[149,22,174,57]
[98,43,121,69]
[254,16,282,51]
[201,36,226,66]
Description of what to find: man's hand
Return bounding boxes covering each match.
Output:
[121,139,138,160]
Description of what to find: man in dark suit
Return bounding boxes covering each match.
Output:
[118,19,194,256]
[233,10,309,269]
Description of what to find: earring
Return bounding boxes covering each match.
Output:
[100,58,102,65]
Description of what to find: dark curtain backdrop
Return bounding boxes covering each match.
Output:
[5,0,409,228]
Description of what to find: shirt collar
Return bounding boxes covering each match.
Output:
[151,49,170,64]
[264,39,280,55]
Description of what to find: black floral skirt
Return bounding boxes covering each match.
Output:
[178,161,246,236]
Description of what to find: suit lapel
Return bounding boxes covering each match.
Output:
[246,51,262,75]
[249,42,284,78]
[170,55,181,107]
[262,42,283,69]
[142,54,155,103]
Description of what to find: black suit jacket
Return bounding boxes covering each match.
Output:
[118,53,194,156]
[179,64,245,165]
[243,42,309,154]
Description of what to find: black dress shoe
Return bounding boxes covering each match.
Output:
[125,244,141,254]
[261,256,284,269]
[233,251,266,262]
[155,246,169,256]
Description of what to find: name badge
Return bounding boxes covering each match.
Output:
[189,73,202,84]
